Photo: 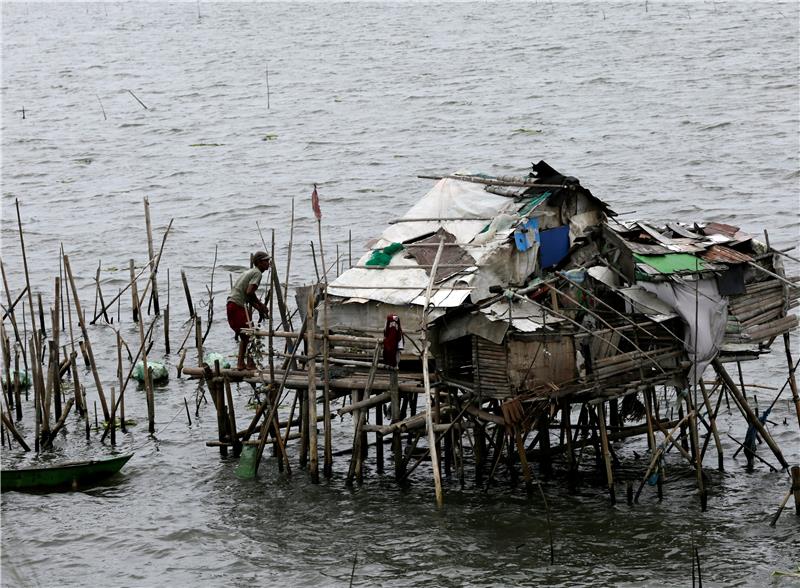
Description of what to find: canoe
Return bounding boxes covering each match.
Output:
[1,453,133,492]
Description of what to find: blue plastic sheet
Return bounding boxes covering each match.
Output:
[539,225,570,268]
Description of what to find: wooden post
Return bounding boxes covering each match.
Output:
[268,233,275,384]
[110,385,116,446]
[306,291,319,483]
[643,388,656,454]
[14,351,22,422]
[163,305,170,354]
[130,259,139,323]
[687,394,707,510]
[352,345,380,484]
[52,277,61,420]
[94,261,110,323]
[37,292,46,338]
[209,362,227,457]
[390,369,403,481]
[322,308,333,479]
[30,336,41,452]
[70,352,82,415]
[225,377,241,457]
[63,254,110,422]
[181,269,195,319]
[561,401,576,486]
[195,316,203,366]
[143,197,160,315]
[596,402,615,505]
[14,200,37,379]
[117,331,127,433]
[0,260,26,375]
[791,466,800,516]
[131,274,155,434]
[375,396,385,475]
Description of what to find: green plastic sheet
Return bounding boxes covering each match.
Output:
[633,253,708,274]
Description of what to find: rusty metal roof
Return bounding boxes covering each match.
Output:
[700,244,752,264]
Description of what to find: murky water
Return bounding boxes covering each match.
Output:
[2,2,799,587]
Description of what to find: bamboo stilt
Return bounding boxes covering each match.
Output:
[306,291,319,483]
[713,359,788,469]
[596,402,615,505]
[686,393,707,510]
[423,239,445,507]
[699,380,723,471]
[224,377,241,457]
[782,333,800,429]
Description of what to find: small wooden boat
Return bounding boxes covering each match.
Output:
[1,453,133,492]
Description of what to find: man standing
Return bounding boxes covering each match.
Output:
[227,251,270,370]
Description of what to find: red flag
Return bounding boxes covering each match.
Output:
[311,184,321,220]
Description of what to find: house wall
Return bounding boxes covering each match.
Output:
[506,336,577,392]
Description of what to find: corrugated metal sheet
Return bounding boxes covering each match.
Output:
[700,244,752,264]
[702,222,740,238]
[474,336,510,398]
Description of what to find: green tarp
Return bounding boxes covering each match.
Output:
[365,242,404,267]
[633,253,708,274]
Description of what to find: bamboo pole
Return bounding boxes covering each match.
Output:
[117,331,127,433]
[13,201,37,374]
[208,362,227,457]
[0,410,30,451]
[423,239,445,507]
[635,412,693,502]
[417,173,566,189]
[98,319,158,443]
[283,198,294,304]
[348,344,380,485]
[109,385,116,446]
[698,380,723,471]
[268,231,275,384]
[181,269,195,319]
[94,261,110,323]
[30,335,42,452]
[306,290,319,483]
[686,393,707,510]
[13,350,22,422]
[782,333,800,429]
[63,253,111,421]
[130,259,139,323]
[52,277,61,420]
[131,272,155,434]
[252,380,292,476]
[712,359,788,469]
[224,377,241,457]
[143,196,160,315]
[36,292,46,339]
[0,260,27,374]
[596,402,615,504]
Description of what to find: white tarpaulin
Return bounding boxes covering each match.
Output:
[639,278,728,383]
[617,286,677,322]
[480,298,564,332]
[375,177,514,247]
[329,176,522,306]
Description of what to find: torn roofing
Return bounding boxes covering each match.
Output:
[528,160,616,218]
[404,228,476,283]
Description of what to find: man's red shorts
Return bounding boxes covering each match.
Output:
[227,301,249,337]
